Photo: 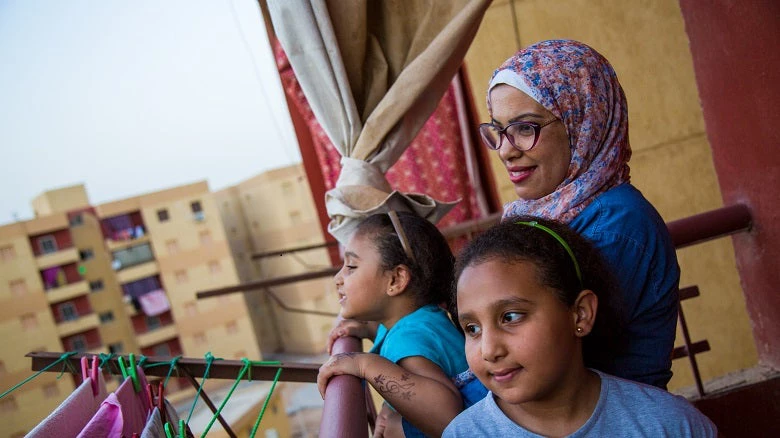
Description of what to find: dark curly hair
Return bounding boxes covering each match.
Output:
[452,215,627,372]
[355,211,456,315]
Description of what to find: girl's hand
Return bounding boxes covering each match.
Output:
[327,320,379,354]
[317,352,370,398]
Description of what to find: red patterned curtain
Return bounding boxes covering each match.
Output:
[274,42,483,230]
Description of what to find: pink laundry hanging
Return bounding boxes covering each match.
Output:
[138,290,170,317]
[78,366,151,437]
[27,368,108,437]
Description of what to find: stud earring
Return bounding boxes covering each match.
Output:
[576,327,583,334]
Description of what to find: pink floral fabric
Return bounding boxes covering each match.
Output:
[491,40,631,223]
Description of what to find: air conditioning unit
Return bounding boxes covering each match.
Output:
[193,211,205,222]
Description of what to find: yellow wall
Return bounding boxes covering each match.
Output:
[463,0,757,390]
[31,184,90,217]
[0,223,71,436]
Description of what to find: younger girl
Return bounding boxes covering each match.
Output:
[444,217,716,437]
[318,211,468,437]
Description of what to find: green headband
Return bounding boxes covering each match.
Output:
[515,221,584,289]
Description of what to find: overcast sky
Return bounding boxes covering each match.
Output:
[0,0,300,225]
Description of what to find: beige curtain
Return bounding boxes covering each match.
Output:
[268,0,491,243]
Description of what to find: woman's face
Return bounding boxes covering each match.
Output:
[489,85,571,200]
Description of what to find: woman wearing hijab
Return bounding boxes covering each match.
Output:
[475,39,679,390]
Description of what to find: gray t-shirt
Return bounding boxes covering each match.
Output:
[443,371,717,437]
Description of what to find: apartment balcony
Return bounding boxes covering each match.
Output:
[56,313,100,338]
[117,260,159,285]
[36,247,79,270]
[45,280,89,303]
[106,233,150,252]
[136,325,178,349]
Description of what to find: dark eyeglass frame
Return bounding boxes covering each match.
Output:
[479,117,558,152]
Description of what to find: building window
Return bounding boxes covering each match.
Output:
[184,302,197,316]
[174,270,188,284]
[59,303,78,321]
[0,244,16,262]
[230,227,238,236]
[289,210,302,225]
[199,230,212,246]
[89,280,104,292]
[208,260,221,274]
[146,315,162,331]
[39,235,58,254]
[281,181,294,195]
[99,311,115,323]
[42,382,60,398]
[194,332,207,345]
[21,313,38,331]
[153,343,171,356]
[79,248,94,261]
[191,201,202,213]
[157,209,170,222]
[226,320,239,334]
[108,342,123,354]
[9,279,27,296]
[165,239,179,255]
[70,335,87,352]
[0,396,18,413]
[69,214,84,226]
[0,360,6,376]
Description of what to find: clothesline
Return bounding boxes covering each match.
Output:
[21,352,321,437]
[26,352,320,382]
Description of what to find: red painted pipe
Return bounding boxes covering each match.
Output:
[318,336,368,438]
[667,204,752,249]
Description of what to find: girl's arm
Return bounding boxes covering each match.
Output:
[318,352,463,437]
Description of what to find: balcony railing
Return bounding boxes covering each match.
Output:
[45,280,89,303]
[56,313,100,338]
[35,247,79,270]
[112,242,155,271]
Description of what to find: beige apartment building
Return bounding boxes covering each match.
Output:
[0,181,271,436]
[216,164,340,356]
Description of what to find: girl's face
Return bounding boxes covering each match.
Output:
[489,85,571,200]
[456,258,582,409]
[334,232,392,321]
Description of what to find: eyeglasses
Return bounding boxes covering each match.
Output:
[478,118,558,152]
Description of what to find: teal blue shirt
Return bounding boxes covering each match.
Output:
[370,304,468,437]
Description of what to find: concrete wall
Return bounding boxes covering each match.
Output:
[463,0,757,390]
[679,0,780,368]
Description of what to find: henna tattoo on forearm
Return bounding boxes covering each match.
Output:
[373,373,415,400]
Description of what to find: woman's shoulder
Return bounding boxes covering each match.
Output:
[571,183,671,247]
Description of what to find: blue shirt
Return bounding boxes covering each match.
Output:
[370,304,468,437]
[569,183,679,388]
[444,370,717,437]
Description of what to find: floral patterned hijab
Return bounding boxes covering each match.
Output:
[490,40,631,223]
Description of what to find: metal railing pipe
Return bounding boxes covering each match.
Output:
[318,336,368,438]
